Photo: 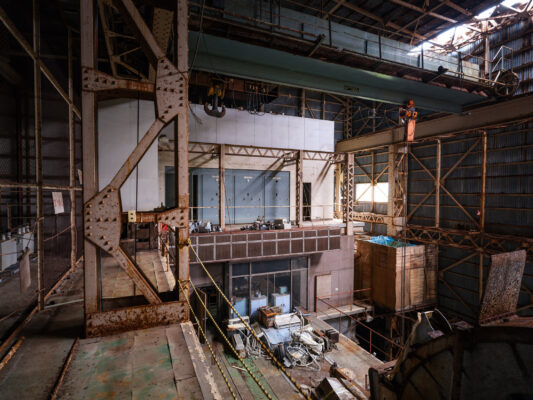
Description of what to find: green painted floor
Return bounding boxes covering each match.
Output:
[56,324,209,399]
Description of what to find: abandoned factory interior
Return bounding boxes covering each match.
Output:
[0,0,533,399]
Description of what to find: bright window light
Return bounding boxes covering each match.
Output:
[355,182,388,203]
[410,0,530,54]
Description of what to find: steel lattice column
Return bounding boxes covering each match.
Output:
[174,0,190,301]
[219,144,226,230]
[343,153,354,235]
[296,150,304,227]
[81,0,99,315]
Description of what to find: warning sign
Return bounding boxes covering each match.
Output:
[52,192,65,214]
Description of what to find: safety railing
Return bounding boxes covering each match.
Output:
[188,203,340,224]
[316,289,403,361]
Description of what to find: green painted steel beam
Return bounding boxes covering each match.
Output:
[188,32,485,114]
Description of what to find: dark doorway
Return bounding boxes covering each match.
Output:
[303,182,311,221]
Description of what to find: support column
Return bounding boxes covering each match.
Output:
[479,131,487,302]
[387,145,396,236]
[300,89,306,117]
[334,163,342,219]
[344,99,352,139]
[81,0,99,315]
[343,153,354,236]
[33,0,44,311]
[370,151,375,233]
[296,149,303,227]
[68,28,77,269]
[435,139,441,228]
[219,144,226,230]
[175,0,189,301]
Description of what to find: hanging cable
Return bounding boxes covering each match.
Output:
[188,239,311,400]
[177,280,237,400]
[179,279,275,400]
[189,0,206,73]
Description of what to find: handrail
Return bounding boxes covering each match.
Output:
[316,293,403,361]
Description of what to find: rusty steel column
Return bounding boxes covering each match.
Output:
[219,144,226,230]
[81,0,99,315]
[296,149,304,227]
[334,163,342,219]
[175,0,189,301]
[343,153,354,236]
[479,131,487,302]
[387,145,395,236]
[68,28,77,270]
[300,89,305,117]
[33,0,44,311]
[435,139,441,228]
[370,150,375,233]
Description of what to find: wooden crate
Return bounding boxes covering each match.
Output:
[355,239,437,311]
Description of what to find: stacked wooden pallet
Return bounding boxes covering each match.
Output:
[355,239,437,311]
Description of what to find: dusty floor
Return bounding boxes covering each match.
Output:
[0,264,83,400]
[0,251,380,399]
[101,250,175,298]
[0,254,72,339]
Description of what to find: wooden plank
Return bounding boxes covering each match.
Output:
[181,322,222,400]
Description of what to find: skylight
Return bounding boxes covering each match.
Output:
[410,0,531,54]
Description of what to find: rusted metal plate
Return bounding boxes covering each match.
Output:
[82,68,154,92]
[155,58,186,123]
[479,250,527,323]
[157,207,187,228]
[84,185,121,252]
[86,301,188,337]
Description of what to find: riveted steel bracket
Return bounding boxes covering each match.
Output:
[83,56,187,305]
[82,68,155,93]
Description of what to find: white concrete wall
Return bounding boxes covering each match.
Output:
[158,105,335,220]
[97,99,334,217]
[187,104,334,151]
[98,99,159,211]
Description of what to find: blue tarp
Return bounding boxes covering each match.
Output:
[368,235,415,248]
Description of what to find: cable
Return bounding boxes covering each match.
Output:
[189,0,206,73]
[177,280,237,400]
[180,279,275,400]
[188,239,311,400]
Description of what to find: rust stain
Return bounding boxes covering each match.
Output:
[479,250,526,323]
[86,301,188,337]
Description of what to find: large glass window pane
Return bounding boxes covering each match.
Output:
[291,269,307,309]
[291,257,308,270]
[231,276,249,318]
[270,272,291,313]
[250,276,269,319]
[252,259,289,274]
[232,263,249,276]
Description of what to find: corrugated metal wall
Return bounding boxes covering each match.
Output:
[407,121,533,321]
[462,19,533,95]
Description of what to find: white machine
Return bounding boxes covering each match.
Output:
[270,292,290,314]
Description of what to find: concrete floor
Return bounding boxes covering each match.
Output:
[101,250,175,299]
[56,323,218,399]
[0,265,83,400]
[0,250,381,399]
